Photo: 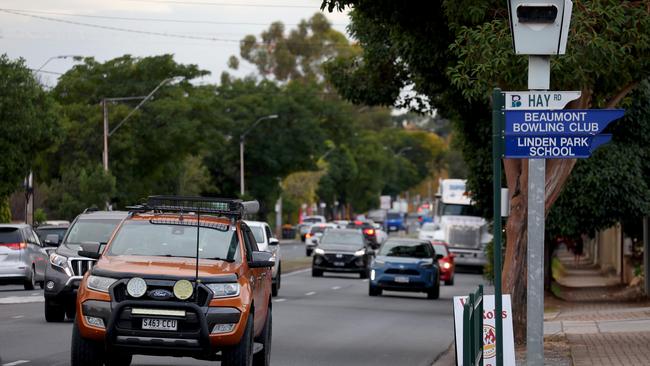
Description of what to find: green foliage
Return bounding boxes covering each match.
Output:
[0,197,11,223]
[45,165,116,220]
[34,208,47,225]
[321,0,650,225]
[547,80,650,236]
[0,54,59,198]
[237,13,356,82]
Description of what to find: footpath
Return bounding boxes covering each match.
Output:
[434,249,649,365]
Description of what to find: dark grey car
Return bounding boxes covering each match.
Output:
[43,210,128,322]
[0,224,49,290]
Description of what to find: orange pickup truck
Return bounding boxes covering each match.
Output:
[71,196,274,366]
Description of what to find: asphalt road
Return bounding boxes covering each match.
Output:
[0,269,488,366]
[278,239,306,261]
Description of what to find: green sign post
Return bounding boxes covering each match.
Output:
[492,88,505,366]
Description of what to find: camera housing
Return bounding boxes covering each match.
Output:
[508,0,573,55]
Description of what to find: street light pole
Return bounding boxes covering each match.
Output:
[239,114,279,197]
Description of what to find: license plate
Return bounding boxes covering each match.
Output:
[390,226,397,230]
[394,276,409,283]
[334,262,345,266]
[142,318,178,331]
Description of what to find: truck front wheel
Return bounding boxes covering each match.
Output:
[222,313,254,366]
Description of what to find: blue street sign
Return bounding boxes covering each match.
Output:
[505,109,625,136]
[505,134,612,159]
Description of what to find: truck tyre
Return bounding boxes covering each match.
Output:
[311,268,323,277]
[44,299,65,322]
[445,276,455,286]
[24,266,35,290]
[253,308,272,366]
[427,275,440,300]
[272,266,280,297]
[71,318,104,366]
[65,304,76,320]
[359,270,368,279]
[105,353,132,366]
[368,286,382,297]
[305,248,312,257]
[222,313,254,366]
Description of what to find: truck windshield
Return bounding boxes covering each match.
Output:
[64,219,122,246]
[440,203,479,216]
[108,221,240,262]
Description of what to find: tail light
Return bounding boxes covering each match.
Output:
[442,262,452,270]
[0,242,27,250]
[306,233,312,238]
[363,229,375,236]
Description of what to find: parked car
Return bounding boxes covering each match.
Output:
[369,238,440,299]
[347,220,387,246]
[246,220,282,296]
[70,196,273,366]
[431,241,455,285]
[43,210,128,322]
[305,223,337,256]
[35,224,70,248]
[312,229,373,278]
[0,224,48,290]
[417,222,439,241]
[385,211,406,232]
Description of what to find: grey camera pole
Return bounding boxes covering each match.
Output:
[527,55,550,365]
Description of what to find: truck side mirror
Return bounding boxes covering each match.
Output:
[78,241,101,259]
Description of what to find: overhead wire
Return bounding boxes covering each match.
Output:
[124,0,317,9]
[0,8,346,27]
[0,9,354,48]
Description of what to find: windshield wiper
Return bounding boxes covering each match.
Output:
[204,257,235,263]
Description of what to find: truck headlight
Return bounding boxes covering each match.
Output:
[87,275,117,293]
[354,249,366,257]
[49,253,69,270]
[314,248,325,255]
[206,283,240,298]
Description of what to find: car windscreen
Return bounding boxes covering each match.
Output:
[107,221,240,262]
[379,241,433,258]
[35,228,67,242]
[310,226,328,234]
[250,226,265,244]
[303,218,322,224]
[440,203,479,217]
[386,213,401,220]
[0,228,21,243]
[64,219,122,247]
[432,244,448,256]
[320,232,364,249]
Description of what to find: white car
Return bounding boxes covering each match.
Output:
[298,215,327,241]
[245,220,282,297]
[305,223,337,256]
[330,220,349,229]
[418,222,440,241]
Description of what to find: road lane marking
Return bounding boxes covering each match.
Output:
[331,286,341,290]
[273,298,286,303]
[0,296,44,304]
[362,279,369,283]
[11,315,24,319]
[3,360,30,366]
[31,293,40,296]
[284,268,311,277]
[305,291,316,296]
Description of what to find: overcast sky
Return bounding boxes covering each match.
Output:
[0,0,351,85]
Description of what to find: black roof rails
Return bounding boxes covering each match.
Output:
[128,195,259,219]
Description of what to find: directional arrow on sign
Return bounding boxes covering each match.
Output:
[505,134,613,159]
[505,109,625,136]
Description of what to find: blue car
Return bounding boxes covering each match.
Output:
[385,211,405,232]
[369,238,441,299]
